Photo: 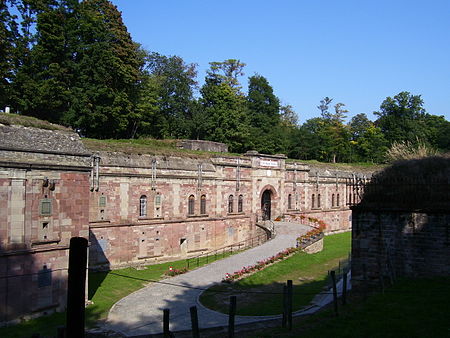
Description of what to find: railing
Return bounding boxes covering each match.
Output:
[186,233,268,269]
[346,176,450,209]
[326,253,351,289]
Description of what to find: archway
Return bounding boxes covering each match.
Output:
[261,189,272,220]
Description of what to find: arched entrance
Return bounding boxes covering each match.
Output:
[261,190,272,220]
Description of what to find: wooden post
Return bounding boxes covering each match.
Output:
[330,270,338,316]
[342,271,347,305]
[190,306,200,338]
[163,308,170,338]
[287,280,293,330]
[56,326,66,338]
[66,237,88,338]
[228,296,237,338]
[282,285,287,328]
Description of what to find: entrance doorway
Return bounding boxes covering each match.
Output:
[261,190,272,220]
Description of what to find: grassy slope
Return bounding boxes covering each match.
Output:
[200,232,351,315]
[246,277,450,338]
[0,254,230,337]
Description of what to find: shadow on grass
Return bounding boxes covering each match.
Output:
[200,278,329,316]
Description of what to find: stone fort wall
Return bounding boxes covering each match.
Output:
[0,124,362,322]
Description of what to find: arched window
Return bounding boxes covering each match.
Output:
[288,194,292,209]
[337,194,340,207]
[332,194,335,207]
[139,195,147,217]
[312,194,315,209]
[200,195,206,214]
[228,195,234,213]
[318,194,321,208]
[188,195,195,215]
[238,194,243,213]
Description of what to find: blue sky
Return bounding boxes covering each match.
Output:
[111,0,450,123]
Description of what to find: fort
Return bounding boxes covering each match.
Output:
[0,120,364,323]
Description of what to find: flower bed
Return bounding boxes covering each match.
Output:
[165,266,188,277]
[222,247,298,283]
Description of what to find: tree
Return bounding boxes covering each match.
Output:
[280,104,298,127]
[200,71,249,152]
[145,52,197,138]
[207,59,246,91]
[375,91,427,144]
[67,0,141,138]
[317,96,333,119]
[0,1,19,109]
[246,74,282,154]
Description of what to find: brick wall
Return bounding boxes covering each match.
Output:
[351,208,450,288]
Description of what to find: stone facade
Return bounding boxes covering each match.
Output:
[351,208,450,288]
[0,126,91,323]
[177,139,228,153]
[0,124,359,323]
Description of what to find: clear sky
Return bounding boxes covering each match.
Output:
[111,0,450,123]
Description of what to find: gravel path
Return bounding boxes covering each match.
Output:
[106,222,311,336]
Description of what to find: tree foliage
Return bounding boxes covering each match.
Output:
[2,3,449,163]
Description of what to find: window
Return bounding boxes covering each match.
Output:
[98,195,106,207]
[288,194,292,209]
[312,194,315,209]
[337,194,340,207]
[40,199,52,216]
[238,194,243,213]
[228,195,234,213]
[318,194,321,208]
[200,195,206,214]
[332,194,335,207]
[154,193,162,218]
[139,195,147,217]
[155,194,161,206]
[188,195,195,215]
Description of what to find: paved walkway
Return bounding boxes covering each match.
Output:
[106,222,319,336]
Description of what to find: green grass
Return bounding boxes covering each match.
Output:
[0,252,234,338]
[200,232,351,315]
[0,112,72,131]
[82,137,242,158]
[244,277,450,338]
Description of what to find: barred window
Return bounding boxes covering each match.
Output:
[332,194,335,207]
[288,194,292,209]
[40,199,52,216]
[155,194,161,206]
[337,194,340,207]
[139,195,147,217]
[200,195,206,214]
[228,195,234,213]
[98,195,106,207]
[188,195,195,215]
[312,194,315,209]
[238,195,243,213]
[318,194,321,208]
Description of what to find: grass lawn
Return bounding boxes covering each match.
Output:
[199,232,351,315]
[243,276,450,337]
[0,252,233,338]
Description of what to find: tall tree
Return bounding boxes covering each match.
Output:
[375,91,427,144]
[145,52,197,138]
[67,0,141,138]
[246,74,282,154]
[200,68,249,152]
[207,59,246,92]
[0,0,19,109]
